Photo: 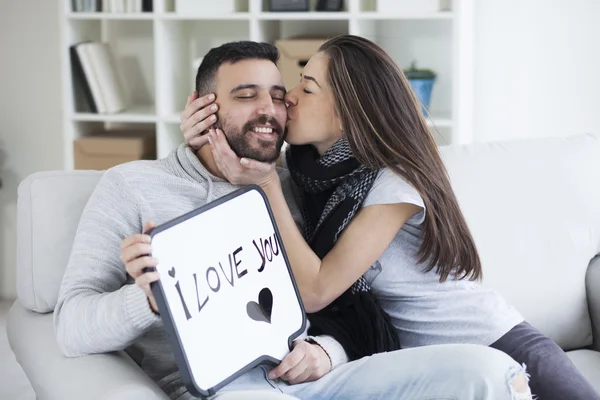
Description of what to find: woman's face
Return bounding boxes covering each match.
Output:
[284,52,343,155]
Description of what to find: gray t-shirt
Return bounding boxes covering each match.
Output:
[361,168,524,347]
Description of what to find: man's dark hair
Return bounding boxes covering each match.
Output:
[195,41,280,96]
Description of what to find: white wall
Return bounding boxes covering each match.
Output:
[0,0,64,300]
[474,0,600,143]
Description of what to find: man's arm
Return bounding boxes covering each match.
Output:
[53,168,160,357]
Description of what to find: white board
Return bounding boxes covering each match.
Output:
[149,185,306,397]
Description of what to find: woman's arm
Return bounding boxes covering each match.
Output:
[207,128,421,312]
[262,178,421,312]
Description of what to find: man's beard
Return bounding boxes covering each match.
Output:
[216,115,285,163]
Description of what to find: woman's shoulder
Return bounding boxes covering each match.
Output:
[364,167,425,211]
[373,167,410,186]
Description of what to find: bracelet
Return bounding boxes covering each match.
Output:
[305,337,332,372]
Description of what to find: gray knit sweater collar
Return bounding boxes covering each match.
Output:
[165,144,228,185]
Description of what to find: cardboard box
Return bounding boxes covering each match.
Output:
[74,132,156,170]
[275,38,329,90]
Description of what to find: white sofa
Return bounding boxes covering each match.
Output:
[7,133,600,398]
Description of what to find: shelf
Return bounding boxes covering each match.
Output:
[66,11,453,21]
[357,12,453,20]
[426,113,453,128]
[72,105,157,123]
[68,12,155,20]
[156,12,452,21]
[162,113,182,124]
[158,12,351,21]
[61,0,471,171]
[258,12,351,20]
[159,13,251,20]
[85,12,456,21]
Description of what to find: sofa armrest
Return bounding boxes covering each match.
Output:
[6,301,169,400]
[586,255,600,351]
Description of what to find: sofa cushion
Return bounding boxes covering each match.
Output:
[567,349,600,394]
[439,133,600,350]
[7,300,170,400]
[17,170,103,313]
[586,255,600,351]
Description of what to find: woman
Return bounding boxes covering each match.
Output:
[180,35,595,400]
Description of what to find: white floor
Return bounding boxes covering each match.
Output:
[1,300,35,400]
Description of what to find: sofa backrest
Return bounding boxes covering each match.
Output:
[16,170,103,313]
[439,133,600,350]
[16,134,600,350]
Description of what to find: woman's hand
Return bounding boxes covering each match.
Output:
[268,340,332,384]
[208,128,280,188]
[180,91,219,151]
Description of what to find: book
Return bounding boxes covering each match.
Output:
[84,42,129,113]
[73,0,84,12]
[70,43,97,112]
[70,41,129,114]
[73,42,111,113]
[142,0,153,12]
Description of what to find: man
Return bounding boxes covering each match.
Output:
[55,41,530,400]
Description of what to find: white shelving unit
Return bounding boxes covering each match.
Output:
[60,0,474,170]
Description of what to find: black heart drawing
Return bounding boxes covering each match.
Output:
[246,288,273,324]
[168,267,175,278]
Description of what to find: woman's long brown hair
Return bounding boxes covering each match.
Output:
[319,35,482,282]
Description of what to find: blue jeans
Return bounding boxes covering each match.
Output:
[491,321,600,400]
[206,344,531,400]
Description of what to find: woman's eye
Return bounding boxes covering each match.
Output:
[303,88,312,94]
[237,95,254,99]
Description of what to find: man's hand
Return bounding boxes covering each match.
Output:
[120,221,160,313]
[268,340,332,384]
[180,91,218,151]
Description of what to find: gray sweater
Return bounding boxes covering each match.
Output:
[53,144,346,400]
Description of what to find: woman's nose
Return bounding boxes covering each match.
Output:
[284,89,297,107]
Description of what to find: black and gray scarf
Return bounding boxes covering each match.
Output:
[286,138,400,361]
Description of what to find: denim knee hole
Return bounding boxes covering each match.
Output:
[507,363,534,400]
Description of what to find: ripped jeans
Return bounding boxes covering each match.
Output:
[208,344,531,400]
[491,321,600,400]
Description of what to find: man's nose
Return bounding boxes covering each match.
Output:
[257,94,276,116]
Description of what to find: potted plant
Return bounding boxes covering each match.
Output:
[403,61,437,114]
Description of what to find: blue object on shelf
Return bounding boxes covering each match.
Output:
[408,78,435,114]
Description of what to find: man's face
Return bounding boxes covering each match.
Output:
[213,59,287,163]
